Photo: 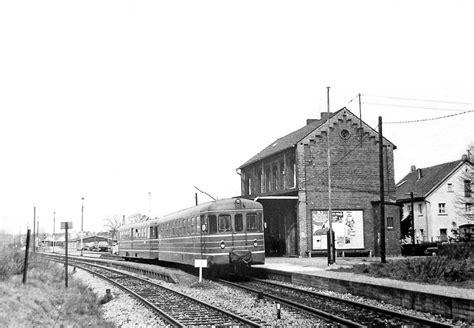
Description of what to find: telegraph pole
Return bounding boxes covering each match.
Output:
[409,192,415,245]
[378,116,386,263]
[33,207,36,253]
[326,86,335,265]
[53,212,56,253]
[81,197,84,256]
[148,192,152,218]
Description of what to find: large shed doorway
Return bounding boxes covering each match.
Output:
[256,197,298,257]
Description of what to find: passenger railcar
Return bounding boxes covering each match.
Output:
[117,198,265,270]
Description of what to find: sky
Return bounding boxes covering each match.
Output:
[0,1,472,235]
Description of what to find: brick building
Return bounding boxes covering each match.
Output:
[238,107,400,257]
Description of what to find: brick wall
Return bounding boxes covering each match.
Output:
[297,109,398,256]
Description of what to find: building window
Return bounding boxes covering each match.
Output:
[465,180,472,197]
[438,203,446,214]
[279,160,284,189]
[386,217,394,230]
[265,167,271,192]
[440,228,447,242]
[466,203,472,213]
[288,158,295,188]
[447,183,453,192]
[272,164,278,191]
[418,203,423,214]
[256,169,262,193]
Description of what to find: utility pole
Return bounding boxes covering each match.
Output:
[409,192,415,245]
[81,197,84,256]
[33,207,36,253]
[148,192,152,218]
[326,86,335,265]
[22,229,31,284]
[53,212,56,253]
[378,116,386,263]
[358,93,363,145]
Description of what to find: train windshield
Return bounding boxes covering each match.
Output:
[234,214,243,232]
[218,214,231,232]
[247,213,262,231]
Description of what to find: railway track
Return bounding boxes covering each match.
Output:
[44,256,263,327]
[219,278,454,327]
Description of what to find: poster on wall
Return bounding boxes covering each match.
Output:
[312,210,364,250]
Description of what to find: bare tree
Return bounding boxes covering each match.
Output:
[127,212,149,224]
[103,215,123,241]
[452,146,474,240]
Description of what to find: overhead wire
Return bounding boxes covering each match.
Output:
[362,94,471,105]
[362,102,467,112]
[384,109,473,124]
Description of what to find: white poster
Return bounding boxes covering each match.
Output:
[312,210,364,250]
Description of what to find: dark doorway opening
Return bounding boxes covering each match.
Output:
[258,198,298,257]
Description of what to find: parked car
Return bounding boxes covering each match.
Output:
[424,247,438,256]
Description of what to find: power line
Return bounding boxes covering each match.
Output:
[362,102,467,112]
[362,94,471,105]
[384,109,474,124]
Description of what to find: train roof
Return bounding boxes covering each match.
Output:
[119,197,262,231]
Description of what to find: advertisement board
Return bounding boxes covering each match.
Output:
[312,210,364,250]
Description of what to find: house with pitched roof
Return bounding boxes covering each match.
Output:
[396,156,473,243]
[237,107,400,257]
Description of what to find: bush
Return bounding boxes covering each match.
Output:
[345,256,472,286]
[438,242,472,260]
[0,248,25,280]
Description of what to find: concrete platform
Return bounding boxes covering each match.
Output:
[252,256,473,321]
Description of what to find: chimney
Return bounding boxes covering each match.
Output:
[410,165,416,172]
[320,112,331,121]
[417,168,423,180]
[462,154,468,161]
[306,119,318,125]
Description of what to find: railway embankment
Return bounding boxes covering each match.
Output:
[0,250,114,327]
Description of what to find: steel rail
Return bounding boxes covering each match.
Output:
[43,254,262,327]
[251,278,454,328]
[219,279,363,327]
[228,278,454,328]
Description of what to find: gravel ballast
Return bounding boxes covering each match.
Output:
[73,264,470,327]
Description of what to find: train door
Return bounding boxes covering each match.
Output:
[149,226,157,259]
[234,213,244,246]
[218,214,232,247]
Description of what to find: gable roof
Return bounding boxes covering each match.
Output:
[238,107,395,170]
[238,111,339,169]
[396,159,467,202]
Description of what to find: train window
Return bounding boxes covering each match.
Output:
[201,215,207,232]
[235,214,243,232]
[246,213,258,231]
[192,217,196,234]
[208,215,217,233]
[218,215,231,232]
[150,227,155,239]
[197,216,202,232]
[258,212,263,231]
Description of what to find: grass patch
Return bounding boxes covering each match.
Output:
[0,249,114,327]
[332,256,473,288]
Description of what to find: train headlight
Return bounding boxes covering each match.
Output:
[220,240,225,249]
[235,198,242,208]
[253,239,258,247]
